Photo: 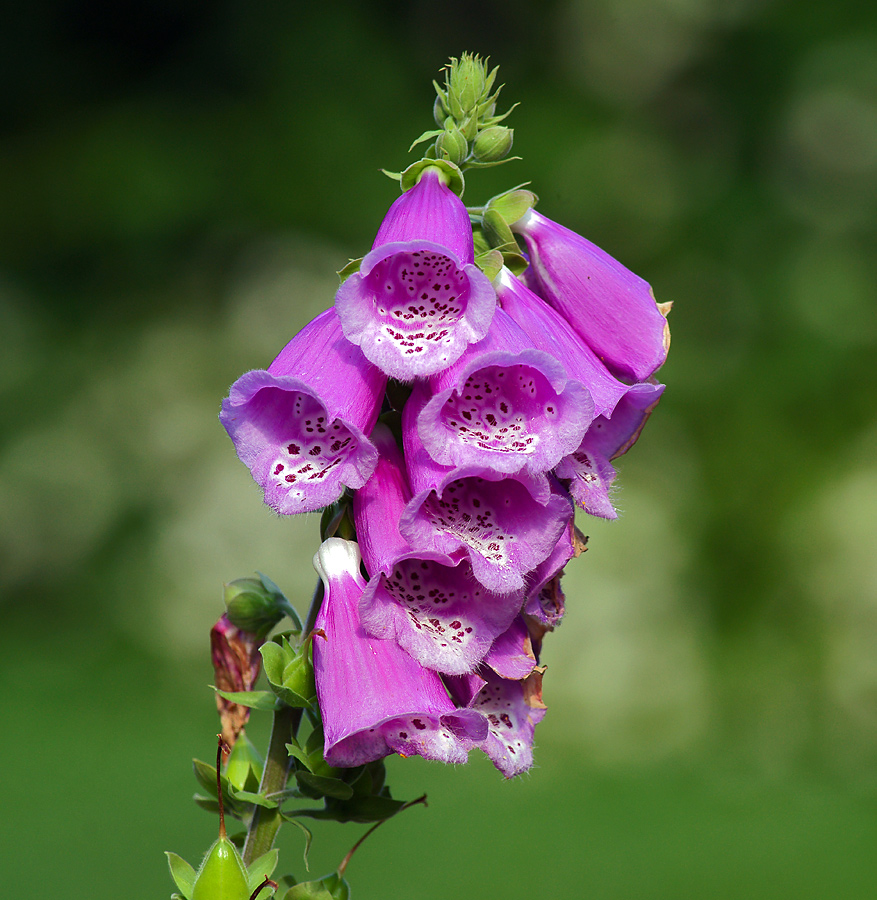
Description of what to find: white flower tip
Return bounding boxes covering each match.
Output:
[313,537,362,585]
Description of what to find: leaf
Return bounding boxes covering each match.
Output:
[284,816,314,870]
[231,789,278,809]
[165,852,196,900]
[214,689,279,711]
[247,849,280,893]
[283,882,335,900]
[294,771,354,800]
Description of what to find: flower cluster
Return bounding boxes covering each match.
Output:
[220,63,669,778]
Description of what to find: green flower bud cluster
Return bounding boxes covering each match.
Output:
[408,53,517,171]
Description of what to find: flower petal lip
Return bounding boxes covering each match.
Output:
[220,308,385,515]
[334,168,495,379]
[353,425,524,675]
[335,241,496,379]
[402,436,574,595]
[312,538,487,768]
[512,209,670,382]
[413,306,594,476]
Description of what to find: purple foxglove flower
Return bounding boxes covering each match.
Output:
[512,209,671,382]
[312,537,487,767]
[447,667,547,778]
[557,381,664,519]
[354,426,523,675]
[401,425,574,595]
[335,167,496,379]
[220,308,386,515]
[408,306,593,477]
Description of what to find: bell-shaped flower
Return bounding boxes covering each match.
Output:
[511,209,670,382]
[354,426,523,676]
[335,167,496,379]
[220,308,386,515]
[312,537,488,768]
[446,666,547,778]
[401,424,574,595]
[407,306,593,477]
[557,381,664,519]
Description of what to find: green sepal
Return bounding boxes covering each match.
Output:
[486,187,537,226]
[475,248,504,281]
[171,894,187,900]
[481,208,518,253]
[472,226,491,258]
[462,156,521,171]
[502,250,530,277]
[260,639,316,709]
[335,258,362,283]
[294,771,355,800]
[483,101,519,127]
[380,168,402,182]
[214,689,279,711]
[400,158,464,197]
[408,129,443,152]
[166,852,197,900]
[247,849,280,893]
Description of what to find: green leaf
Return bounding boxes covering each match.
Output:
[214,689,279,711]
[247,849,280,893]
[231,789,278,809]
[193,759,219,795]
[166,852,196,900]
[294,771,354,800]
[284,816,314,869]
[283,882,335,900]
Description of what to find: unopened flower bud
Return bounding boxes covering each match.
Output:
[223,577,284,635]
[452,54,486,115]
[433,94,449,126]
[472,125,514,162]
[435,121,469,165]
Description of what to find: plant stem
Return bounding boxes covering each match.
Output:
[242,579,324,866]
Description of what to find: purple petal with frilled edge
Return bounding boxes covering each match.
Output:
[402,434,573,594]
[555,444,618,519]
[313,538,487,768]
[585,381,665,461]
[447,667,547,778]
[371,167,475,264]
[495,268,630,419]
[512,210,671,382]
[412,307,593,476]
[335,241,496,380]
[353,426,523,675]
[523,522,587,656]
[483,617,537,680]
[220,309,386,514]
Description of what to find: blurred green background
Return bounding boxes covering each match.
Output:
[3,1,877,897]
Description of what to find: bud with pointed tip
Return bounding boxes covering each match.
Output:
[473,125,514,162]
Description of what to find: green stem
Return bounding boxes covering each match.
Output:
[242,579,324,866]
